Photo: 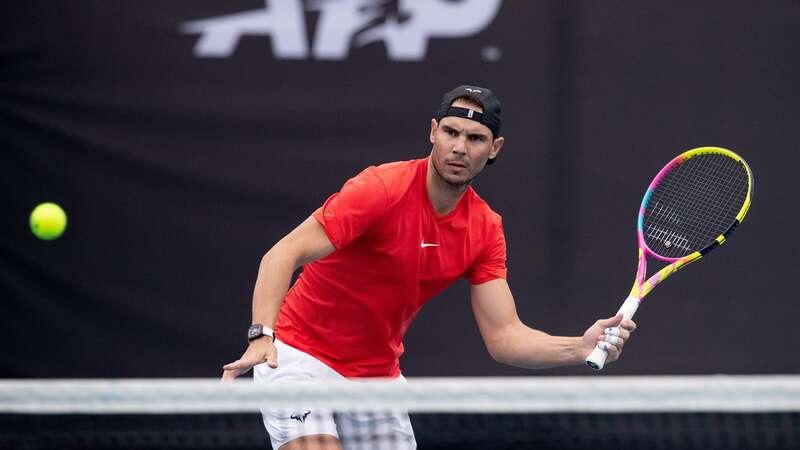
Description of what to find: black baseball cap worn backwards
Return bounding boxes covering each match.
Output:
[435,85,502,164]
[435,85,502,137]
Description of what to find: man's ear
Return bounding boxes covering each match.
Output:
[489,136,505,160]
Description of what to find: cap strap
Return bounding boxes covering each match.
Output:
[441,106,484,123]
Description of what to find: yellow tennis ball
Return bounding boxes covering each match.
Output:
[30,202,67,240]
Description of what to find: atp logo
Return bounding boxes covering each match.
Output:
[180,0,503,61]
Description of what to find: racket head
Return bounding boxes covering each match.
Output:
[637,147,753,262]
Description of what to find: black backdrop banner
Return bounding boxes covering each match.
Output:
[1,1,798,377]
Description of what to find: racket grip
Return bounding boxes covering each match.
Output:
[585,296,640,370]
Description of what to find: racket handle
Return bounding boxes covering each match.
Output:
[585,296,640,370]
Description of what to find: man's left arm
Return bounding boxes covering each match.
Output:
[470,279,636,369]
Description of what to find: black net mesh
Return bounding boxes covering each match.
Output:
[2,411,799,450]
[643,153,749,259]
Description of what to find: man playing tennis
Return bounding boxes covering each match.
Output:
[222,85,637,450]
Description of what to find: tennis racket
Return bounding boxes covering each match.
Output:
[586,146,754,370]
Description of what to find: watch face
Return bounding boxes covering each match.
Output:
[248,324,263,340]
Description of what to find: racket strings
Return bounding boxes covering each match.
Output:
[655,156,744,251]
[643,153,748,259]
[649,155,747,254]
[665,157,738,239]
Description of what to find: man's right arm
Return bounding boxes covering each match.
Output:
[221,216,335,380]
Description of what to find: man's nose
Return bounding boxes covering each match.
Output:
[451,136,467,154]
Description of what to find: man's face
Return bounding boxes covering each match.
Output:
[429,99,504,188]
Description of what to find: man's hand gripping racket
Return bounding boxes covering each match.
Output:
[586,147,754,370]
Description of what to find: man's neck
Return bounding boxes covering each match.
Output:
[426,159,468,217]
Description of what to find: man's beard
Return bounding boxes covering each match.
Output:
[431,156,478,189]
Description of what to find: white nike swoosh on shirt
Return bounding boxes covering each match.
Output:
[420,242,439,248]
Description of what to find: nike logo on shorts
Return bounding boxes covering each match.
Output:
[290,410,312,423]
[420,242,439,248]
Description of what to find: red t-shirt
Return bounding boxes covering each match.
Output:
[275,158,507,378]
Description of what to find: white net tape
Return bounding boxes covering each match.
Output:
[2,375,799,414]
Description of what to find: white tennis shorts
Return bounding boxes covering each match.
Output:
[254,339,417,450]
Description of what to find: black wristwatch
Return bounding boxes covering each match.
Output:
[247,324,275,342]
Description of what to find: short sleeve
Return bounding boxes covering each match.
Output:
[466,216,508,284]
[312,169,388,250]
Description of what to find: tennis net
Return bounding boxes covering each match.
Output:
[2,376,799,449]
